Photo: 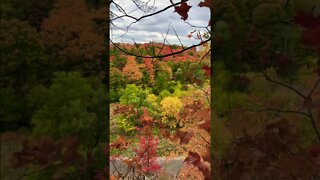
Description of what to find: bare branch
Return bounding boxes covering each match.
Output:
[284,0,291,8]
[185,21,210,30]
[234,107,311,118]
[172,25,184,49]
[308,108,320,141]
[261,70,307,99]
[199,48,211,64]
[110,0,186,22]
[190,83,211,105]
[307,79,320,98]
[110,38,211,59]
[196,132,210,145]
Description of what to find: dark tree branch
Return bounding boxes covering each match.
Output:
[110,0,187,22]
[153,21,172,62]
[190,83,211,105]
[284,0,291,8]
[15,165,53,180]
[160,33,174,55]
[261,70,307,99]
[185,21,210,30]
[110,38,211,59]
[197,132,210,145]
[307,79,320,98]
[199,48,211,64]
[172,25,184,49]
[235,107,311,118]
[308,108,320,141]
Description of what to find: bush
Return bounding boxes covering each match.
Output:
[119,84,150,109]
[160,96,183,128]
[30,72,107,148]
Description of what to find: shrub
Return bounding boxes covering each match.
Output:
[160,96,183,128]
[119,84,150,109]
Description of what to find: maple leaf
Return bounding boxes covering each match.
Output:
[174,2,192,21]
[198,0,211,8]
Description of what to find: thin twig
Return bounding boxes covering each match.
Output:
[261,70,307,99]
[308,108,320,141]
[172,25,184,49]
[110,0,186,22]
[234,107,311,118]
[307,79,320,98]
[110,38,211,59]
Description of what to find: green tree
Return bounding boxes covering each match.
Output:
[0,19,52,131]
[119,84,150,109]
[0,0,54,30]
[110,67,126,102]
[29,72,107,148]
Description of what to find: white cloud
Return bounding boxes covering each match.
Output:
[110,0,210,47]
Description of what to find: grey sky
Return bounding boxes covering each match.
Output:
[110,0,210,47]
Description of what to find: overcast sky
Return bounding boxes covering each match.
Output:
[110,0,210,47]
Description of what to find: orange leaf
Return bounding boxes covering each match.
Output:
[140,108,153,124]
[110,136,128,150]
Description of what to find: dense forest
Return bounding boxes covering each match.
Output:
[108,41,211,179]
[1,0,108,179]
[108,0,320,179]
[1,0,319,179]
[209,0,320,179]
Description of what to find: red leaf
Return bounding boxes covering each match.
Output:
[110,136,128,150]
[134,136,161,174]
[294,12,320,29]
[306,144,320,157]
[202,65,211,77]
[302,27,320,53]
[294,12,320,53]
[174,2,192,21]
[199,0,211,8]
